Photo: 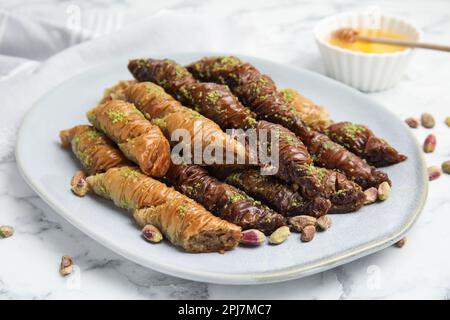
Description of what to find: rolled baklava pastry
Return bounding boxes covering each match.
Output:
[87,100,170,177]
[224,169,332,218]
[307,131,391,189]
[122,81,247,164]
[86,166,242,253]
[325,122,407,167]
[188,56,390,189]
[166,164,286,234]
[59,125,129,175]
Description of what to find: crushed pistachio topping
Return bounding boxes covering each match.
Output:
[246,117,258,127]
[190,111,204,119]
[206,91,222,104]
[95,184,108,197]
[179,87,193,102]
[157,79,168,87]
[341,123,364,140]
[219,56,240,67]
[193,182,202,189]
[259,94,272,101]
[282,89,295,103]
[334,189,346,196]
[257,78,268,86]
[177,205,188,217]
[252,199,262,206]
[226,172,241,182]
[78,150,91,167]
[152,118,167,128]
[305,163,327,180]
[229,192,247,204]
[322,141,335,150]
[86,130,100,139]
[290,197,299,207]
[279,131,297,146]
[121,167,139,179]
[107,111,126,124]
[174,64,188,77]
[72,135,81,146]
[211,56,240,73]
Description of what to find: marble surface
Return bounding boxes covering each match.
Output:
[1,0,450,299]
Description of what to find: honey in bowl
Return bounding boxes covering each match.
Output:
[329,28,409,53]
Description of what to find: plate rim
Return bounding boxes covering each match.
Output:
[15,52,428,285]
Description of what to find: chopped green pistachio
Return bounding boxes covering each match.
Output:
[279,132,297,146]
[177,205,188,217]
[107,111,126,124]
[229,192,247,203]
[152,118,167,128]
[305,163,327,180]
[86,130,100,139]
[341,123,364,140]
[174,64,188,77]
[246,117,258,127]
[121,167,139,178]
[322,141,335,150]
[95,185,108,197]
[190,111,204,119]
[282,89,295,103]
[206,91,222,104]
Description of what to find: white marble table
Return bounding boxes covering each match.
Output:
[1,0,450,299]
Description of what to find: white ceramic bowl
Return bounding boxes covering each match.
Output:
[314,12,421,92]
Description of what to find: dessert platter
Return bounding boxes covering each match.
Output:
[16,53,427,284]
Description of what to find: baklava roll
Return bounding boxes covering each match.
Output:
[307,132,391,189]
[86,166,242,253]
[225,169,332,218]
[166,164,286,235]
[325,122,407,167]
[59,125,129,175]
[122,81,247,164]
[87,100,170,177]
[188,56,390,189]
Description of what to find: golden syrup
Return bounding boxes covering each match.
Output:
[329,28,409,53]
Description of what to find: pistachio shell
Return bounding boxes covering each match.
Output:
[269,226,291,245]
[0,225,14,238]
[300,225,316,242]
[421,113,435,128]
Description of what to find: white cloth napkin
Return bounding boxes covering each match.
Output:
[0,9,266,161]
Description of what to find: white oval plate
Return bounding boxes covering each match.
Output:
[16,53,427,285]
